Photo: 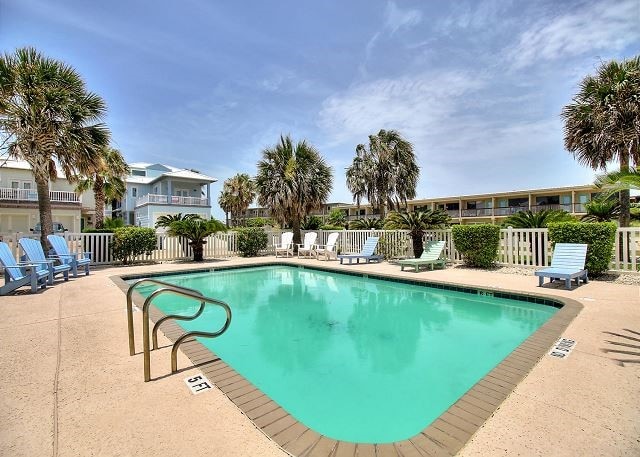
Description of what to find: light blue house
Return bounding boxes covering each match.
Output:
[118,163,216,228]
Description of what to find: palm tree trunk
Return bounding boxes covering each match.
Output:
[292,218,301,250]
[94,177,106,229]
[191,241,205,261]
[619,152,630,227]
[35,174,53,250]
[412,234,424,258]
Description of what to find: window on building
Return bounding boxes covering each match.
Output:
[536,195,560,205]
[22,182,32,190]
[10,181,19,189]
[508,197,528,207]
[131,169,146,176]
[131,187,138,198]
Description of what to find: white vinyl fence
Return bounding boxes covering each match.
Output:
[1,227,638,273]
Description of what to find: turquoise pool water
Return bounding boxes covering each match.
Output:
[134,265,557,443]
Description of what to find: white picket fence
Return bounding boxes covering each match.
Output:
[1,227,638,273]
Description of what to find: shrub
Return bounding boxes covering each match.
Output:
[378,236,409,260]
[320,224,344,231]
[452,224,500,268]
[103,217,125,230]
[111,227,157,264]
[244,217,276,228]
[82,228,114,233]
[236,227,268,257]
[547,222,616,275]
[301,215,323,230]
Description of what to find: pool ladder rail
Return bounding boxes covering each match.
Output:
[126,278,232,382]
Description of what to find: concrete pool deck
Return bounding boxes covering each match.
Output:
[1,257,638,456]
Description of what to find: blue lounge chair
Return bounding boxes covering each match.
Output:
[535,243,588,290]
[0,242,49,295]
[18,238,70,284]
[337,236,383,264]
[47,235,91,277]
[399,240,447,272]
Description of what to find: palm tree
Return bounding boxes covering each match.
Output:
[218,189,234,227]
[218,173,256,227]
[167,218,226,261]
[327,208,347,228]
[75,147,129,229]
[155,213,201,229]
[581,198,620,222]
[384,209,451,257]
[503,210,574,228]
[346,129,419,219]
[595,167,640,194]
[562,56,640,227]
[0,47,110,247]
[349,217,384,230]
[255,135,333,246]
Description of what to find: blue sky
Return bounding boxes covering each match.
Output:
[2,0,639,219]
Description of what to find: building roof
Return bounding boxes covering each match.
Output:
[0,159,68,179]
[126,162,216,184]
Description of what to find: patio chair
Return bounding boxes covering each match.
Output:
[274,232,294,258]
[399,240,447,272]
[0,242,49,295]
[534,243,588,290]
[47,235,91,277]
[337,236,383,264]
[297,232,318,258]
[18,238,71,284]
[314,232,340,261]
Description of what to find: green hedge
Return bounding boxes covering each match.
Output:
[236,227,268,257]
[547,222,616,275]
[452,224,500,268]
[112,227,157,264]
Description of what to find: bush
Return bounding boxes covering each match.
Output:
[111,227,157,264]
[244,217,276,228]
[547,222,616,275]
[378,236,409,260]
[82,228,114,233]
[320,224,344,231]
[301,215,323,230]
[452,224,500,268]
[236,227,268,257]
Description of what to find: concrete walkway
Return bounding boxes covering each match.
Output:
[0,257,638,456]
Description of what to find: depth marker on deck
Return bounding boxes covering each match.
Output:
[548,337,576,359]
[184,373,213,395]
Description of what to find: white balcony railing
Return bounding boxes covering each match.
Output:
[0,188,80,203]
[135,193,209,207]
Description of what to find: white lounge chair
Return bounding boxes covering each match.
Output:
[314,232,340,261]
[337,236,383,264]
[535,243,588,290]
[274,232,294,258]
[399,240,446,272]
[297,232,318,258]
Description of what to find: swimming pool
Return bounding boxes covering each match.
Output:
[133,265,559,444]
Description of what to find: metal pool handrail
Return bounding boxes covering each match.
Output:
[126,278,204,356]
[141,287,232,382]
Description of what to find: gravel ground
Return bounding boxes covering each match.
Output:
[452,264,640,286]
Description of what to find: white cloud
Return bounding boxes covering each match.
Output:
[318,71,484,145]
[384,2,423,34]
[360,2,423,76]
[508,0,640,70]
